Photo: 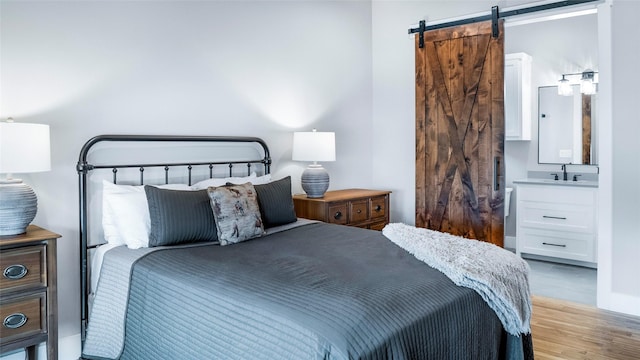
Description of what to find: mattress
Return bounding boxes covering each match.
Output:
[83,222,532,360]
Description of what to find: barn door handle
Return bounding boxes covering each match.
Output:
[493,157,500,191]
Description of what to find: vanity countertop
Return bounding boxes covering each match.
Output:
[514,178,599,188]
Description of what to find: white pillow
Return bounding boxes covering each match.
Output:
[251,173,272,185]
[191,172,267,190]
[102,180,191,249]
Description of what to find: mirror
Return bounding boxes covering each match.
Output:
[538,85,597,165]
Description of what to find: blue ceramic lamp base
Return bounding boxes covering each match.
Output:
[301,164,330,198]
[0,179,38,236]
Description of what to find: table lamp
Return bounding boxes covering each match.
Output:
[0,121,51,235]
[292,129,335,198]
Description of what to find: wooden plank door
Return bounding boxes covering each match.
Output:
[415,20,505,246]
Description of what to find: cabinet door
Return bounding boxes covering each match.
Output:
[515,184,597,263]
[505,53,532,141]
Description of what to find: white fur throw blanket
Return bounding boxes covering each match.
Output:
[382,223,531,336]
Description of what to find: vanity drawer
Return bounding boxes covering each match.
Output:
[0,245,46,294]
[519,228,595,262]
[519,201,595,234]
[0,292,47,343]
[517,185,595,206]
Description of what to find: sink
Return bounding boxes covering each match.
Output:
[513,178,598,187]
[533,179,560,183]
[525,178,567,183]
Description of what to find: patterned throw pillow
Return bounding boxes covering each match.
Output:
[207,182,265,245]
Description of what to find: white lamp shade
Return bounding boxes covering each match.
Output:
[558,79,573,96]
[0,122,51,174]
[580,80,597,95]
[292,131,336,162]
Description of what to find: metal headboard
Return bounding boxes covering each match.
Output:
[76,134,271,342]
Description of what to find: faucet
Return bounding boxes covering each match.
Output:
[561,163,569,181]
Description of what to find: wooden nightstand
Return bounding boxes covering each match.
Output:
[0,225,60,360]
[293,189,391,230]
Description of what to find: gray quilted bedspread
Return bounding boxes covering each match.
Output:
[85,223,532,360]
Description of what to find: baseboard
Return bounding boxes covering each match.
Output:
[504,235,516,250]
[0,333,81,360]
[521,253,597,269]
[602,292,640,317]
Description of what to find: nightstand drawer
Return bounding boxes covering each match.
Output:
[0,226,60,360]
[0,292,46,343]
[370,196,387,219]
[369,221,387,231]
[350,200,368,223]
[293,189,391,230]
[0,245,46,293]
[328,203,348,225]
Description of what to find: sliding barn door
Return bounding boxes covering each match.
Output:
[415,20,505,246]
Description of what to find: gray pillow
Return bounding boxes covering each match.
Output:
[254,176,297,228]
[144,186,218,247]
[207,182,265,246]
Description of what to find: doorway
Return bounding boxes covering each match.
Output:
[504,8,599,305]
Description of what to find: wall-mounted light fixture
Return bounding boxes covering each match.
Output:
[580,70,597,95]
[558,74,573,96]
[557,70,598,96]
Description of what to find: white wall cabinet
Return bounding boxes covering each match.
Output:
[505,53,532,141]
[516,182,598,266]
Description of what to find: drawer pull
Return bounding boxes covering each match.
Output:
[3,264,28,280]
[542,215,567,220]
[375,205,382,212]
[542,242,567,248]
[3,313,28,329]
[334,211,343,220]
[356,209,362,214]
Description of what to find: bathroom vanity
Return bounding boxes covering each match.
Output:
[514,179,598,267]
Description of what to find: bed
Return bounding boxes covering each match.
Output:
[77,135,533,360]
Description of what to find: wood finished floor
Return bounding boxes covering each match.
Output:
[531,295,640,359]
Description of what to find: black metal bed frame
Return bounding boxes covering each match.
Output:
[76,135,271,343]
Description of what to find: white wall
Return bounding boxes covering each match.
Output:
[611,0,640,304]
[598,0,640,314]
[371,0,640,316]
[0,0,373,356]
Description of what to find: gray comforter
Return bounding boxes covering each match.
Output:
[84,222,533,360]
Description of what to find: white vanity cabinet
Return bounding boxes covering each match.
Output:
[505,53,532,141]
[515,181,597,265]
